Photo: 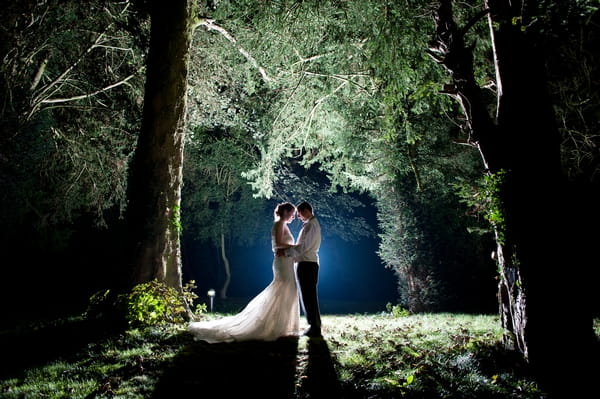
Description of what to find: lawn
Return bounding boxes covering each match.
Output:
[1,311,596,398]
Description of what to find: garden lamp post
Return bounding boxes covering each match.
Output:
[207,289,215,312]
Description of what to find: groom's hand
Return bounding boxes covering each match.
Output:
[276,248,285,257]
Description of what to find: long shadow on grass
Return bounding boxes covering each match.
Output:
[152,336,299,399]
[298,337,342,399]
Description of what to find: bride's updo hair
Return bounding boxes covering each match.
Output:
[274,202,295,220]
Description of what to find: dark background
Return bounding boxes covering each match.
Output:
[183,231,399,315]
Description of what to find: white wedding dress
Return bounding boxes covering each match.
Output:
[188,224,300,343]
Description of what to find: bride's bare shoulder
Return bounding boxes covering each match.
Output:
[272,220,284,231]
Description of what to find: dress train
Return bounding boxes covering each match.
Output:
[188,255,300,343]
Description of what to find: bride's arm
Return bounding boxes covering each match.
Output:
[273,220,292,249]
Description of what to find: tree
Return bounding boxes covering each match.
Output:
[126,0,195,292]
[0,0,147,316]
[354,0,496,313]
[195,0,496,313]
[427,0,597,394]
[0,0,144,229]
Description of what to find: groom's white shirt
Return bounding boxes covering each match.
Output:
[286,216,321,263]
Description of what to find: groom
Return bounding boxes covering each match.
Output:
[277,201,322,337]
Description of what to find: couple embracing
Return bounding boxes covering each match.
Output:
[188,201,322,343]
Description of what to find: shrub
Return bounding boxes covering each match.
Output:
[124,280,198,327]
[386,302,410,317]
[85,280,202,328]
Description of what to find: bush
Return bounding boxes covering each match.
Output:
[124,280,200,327]
[85,280,202,328]
[386,302,410,317]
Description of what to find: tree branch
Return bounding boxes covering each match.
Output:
[197,18,273,83]
[28,2,132,118]
[29,56,49,91]
[30,32,108,111]
[302,71,371,93]
[291,49,333,66]
[460,8,490,36]
[39,68,143,104]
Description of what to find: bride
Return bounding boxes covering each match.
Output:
[188,202,300,343]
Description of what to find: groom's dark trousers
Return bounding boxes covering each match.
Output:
[297,261,322,329]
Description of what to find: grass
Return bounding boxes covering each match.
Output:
[1,312,597,398]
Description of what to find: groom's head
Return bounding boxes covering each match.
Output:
[296,201,313,221]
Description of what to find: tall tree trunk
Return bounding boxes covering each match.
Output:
[219,232,231,299]
[126,0,195,290]
[485,3,597,394]
[428,1,597,395]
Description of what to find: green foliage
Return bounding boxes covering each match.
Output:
[195,0,382,198]
[385,302,410,318]
[380,185,496,313]
[123,280,198,328]
[85,280,200,328]
[193,302,208,316]
[453,170,507,244]
[0,0,147,232]
[171,205,183,235]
